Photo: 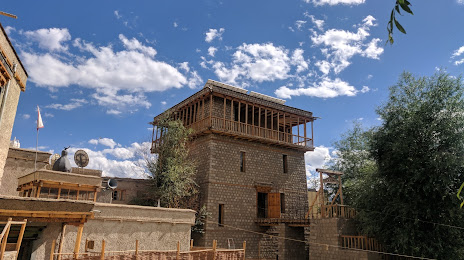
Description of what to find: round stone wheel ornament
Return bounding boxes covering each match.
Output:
[74,149,89,168]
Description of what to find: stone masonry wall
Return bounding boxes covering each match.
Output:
[190,134,309,259]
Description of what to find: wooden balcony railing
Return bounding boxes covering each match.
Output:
[307,204,356,219]
[152,116,314,153]
[255,218,311,226]
[340,235,382,252]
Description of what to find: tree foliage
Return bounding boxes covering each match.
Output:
[146,113,198,208]
[388,0,414,44]
[335,71,464,259]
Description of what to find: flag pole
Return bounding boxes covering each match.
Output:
[34,127,38,171]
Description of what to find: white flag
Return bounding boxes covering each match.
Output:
[37,106,44,130]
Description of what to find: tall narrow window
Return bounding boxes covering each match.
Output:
[280,193,286,213]
[240,151,246,172]
[219,204,225,226]
[283,154,288,173]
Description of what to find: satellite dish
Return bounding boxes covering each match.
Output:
[107,179,118,190]
[50,154,60,166]
[74,150,89,168]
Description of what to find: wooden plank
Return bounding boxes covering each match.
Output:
[0,218,12,259]
[50,239,56,260]
[58,224,66,260]
[100,240,105,260]
[14,220,27,258]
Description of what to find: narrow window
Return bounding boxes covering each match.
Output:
[257,192,268,218]
[283,154,288,173]
[112,190,119,200]
[240,151,246,172]
[219,204,225,226]
[280,193,285,213]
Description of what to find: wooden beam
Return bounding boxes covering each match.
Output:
[49,239,56,260]
[252,105,255,135]
[209,94,213,119]
[73,224,84,259]
[0,218,12,259]
[100,240,105,260]
[58,224,66,260]
[14,219,27,258]
[304,119,307,146]
[223,97,226,128]
[238,102,241,123]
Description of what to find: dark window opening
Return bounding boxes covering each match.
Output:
[257,192,268,218]
[112,190,118,200]
[240,151,246,172]
[280,193,285,213]
[219,204,225,226]
[283,154,288,173]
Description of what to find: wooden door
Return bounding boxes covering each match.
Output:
[268,193,281,218]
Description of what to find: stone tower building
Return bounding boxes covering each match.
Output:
[151,80,315,259]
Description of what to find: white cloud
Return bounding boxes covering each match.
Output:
[306,0,365,6]
[304,13,325,31]
[21,30,191,113]
[88,138,117,149]
[106,109,122,115]
[205,28,225,43]
[210,43,308,84]
[22,114,30,119]
[295,20,307,31]
[275,77,358,99]
[173,22,178,28]
[305,146,332,177]
[68,142,151,178]
[46,98,86,111]
[44,113,54,118]
[311,15,383,75]
[361,86,370,93]
[208,46,218,57]
[161,101,167,105]
[457,0,464,4]
[451,45,464,65]
[114,10,122,19]
[23,28,71,52]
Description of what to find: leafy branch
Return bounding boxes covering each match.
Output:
[387,0,413,44]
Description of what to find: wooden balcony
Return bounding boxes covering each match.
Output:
[152,116,314,153]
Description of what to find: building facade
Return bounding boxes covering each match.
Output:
[152,80,315,259]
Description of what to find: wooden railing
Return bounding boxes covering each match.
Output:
[255,218,311,226]
[152,116,313,152]
[307,204,356,219]
[340,235,382,252]
[54,239,246,260]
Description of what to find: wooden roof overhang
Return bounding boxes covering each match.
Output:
[152,81,315,125]
[18,170,102,188]
[0,196,94,224]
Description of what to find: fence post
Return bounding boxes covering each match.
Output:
[50,239,56,260]
[212,240,217,260]
[135,240,139,259]
[190,239,193,251]
[242,241,246,259]
[100,240,105,260]
[176,241,180,260]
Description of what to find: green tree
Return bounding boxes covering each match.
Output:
[147,113,198,208]
[350,71,464,259]
[330,122,377,206]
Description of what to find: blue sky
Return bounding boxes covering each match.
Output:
[3,0,464,180]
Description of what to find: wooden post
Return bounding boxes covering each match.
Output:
[73,224,84,259]
[264,109,267,138]
[245,103,248,133]
[283,113,286,142]
[0,218,12,260]
[223,97,226,128]
[212,240,217,260]
[190,239,193,251]
[339,175,344,205]
[100,240,105,260]
[15,219,27,258]
[176,241,180,260]
[135,240,139,258]
[297,117,300,143]
[35,186,41,198]
[58,224,66,260]
[242,241,246,259]
[277,112,280,141]
[252,105,255,135]
[84,239,88,252]
[49,239,56,260]
[304,119,307,147]
[258,107,261,136]
[209,94,213,120]
[202,98,205,120]
[319,171,324,217]
[311,120,314,146]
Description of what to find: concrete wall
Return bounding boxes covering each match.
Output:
[0,24,28,190]
[309,218,381,260]
[0,148,50,196]
[31,203,195,260]
[190,134,309,259]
